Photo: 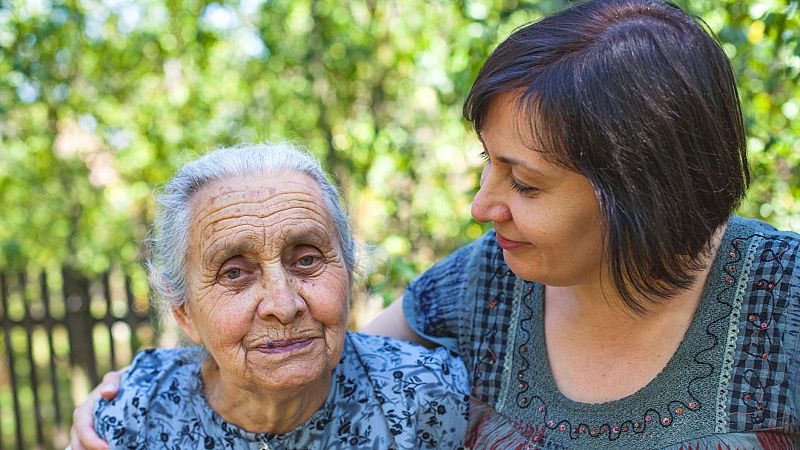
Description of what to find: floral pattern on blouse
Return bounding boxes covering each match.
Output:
[94,332,469,450]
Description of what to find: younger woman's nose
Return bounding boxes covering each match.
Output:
[471,169,512,224]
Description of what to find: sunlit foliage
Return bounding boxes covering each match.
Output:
[1,0,798,306]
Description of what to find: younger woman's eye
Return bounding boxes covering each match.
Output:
[479,150,490,162]
[510,178,539,195]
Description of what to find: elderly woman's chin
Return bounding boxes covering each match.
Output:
[225,327,346,393]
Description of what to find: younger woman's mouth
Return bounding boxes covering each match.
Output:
[495,232,531,250]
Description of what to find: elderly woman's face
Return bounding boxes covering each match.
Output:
[174,171,350,392]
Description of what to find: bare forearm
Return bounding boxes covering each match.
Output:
[360,297,435,347]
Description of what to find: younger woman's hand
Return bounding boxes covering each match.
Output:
[68,371,121,450]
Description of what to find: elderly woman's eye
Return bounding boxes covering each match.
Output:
[224,268,241,280]
[297,255,316,267]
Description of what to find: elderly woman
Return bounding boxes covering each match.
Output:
[90,143,468,449]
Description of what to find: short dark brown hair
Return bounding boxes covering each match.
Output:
[464,0,749,313]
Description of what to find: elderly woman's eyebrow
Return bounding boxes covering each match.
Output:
[232,222,332,250]
[279,222,338,249]
[201,234,263,267]
[200,223,336,265]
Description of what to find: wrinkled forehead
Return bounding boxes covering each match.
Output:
[187,172,336,251]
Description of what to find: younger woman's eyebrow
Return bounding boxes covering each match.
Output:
[479,140,547,177]
[495,155,546,176]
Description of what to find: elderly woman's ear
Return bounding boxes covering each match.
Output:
[172,304,202,345]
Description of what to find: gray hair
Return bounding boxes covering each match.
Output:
[147,142,356,309]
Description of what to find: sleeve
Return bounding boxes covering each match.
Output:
[93,350,157,449]
[93,348,185,449]
[402,237,482,352]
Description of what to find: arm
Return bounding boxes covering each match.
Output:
[69,371,122,450]
[364,237,482,354]
[360,297,437,347]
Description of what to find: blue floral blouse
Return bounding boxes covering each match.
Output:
[94,332,469,449]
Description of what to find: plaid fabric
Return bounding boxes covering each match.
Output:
[403,241,474,351]
[464,231,521,404]
[404,230,519,404]
[726,219,800,432]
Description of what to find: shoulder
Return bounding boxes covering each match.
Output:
[93,347,205,447]
[727,217,799,291]
[120,346,204,396]
[345,332,469,448]
[409,230,501,288]
[402,231,504,346]
[731,216,800,256]
[730,217,799,308]
[346,332,469,393]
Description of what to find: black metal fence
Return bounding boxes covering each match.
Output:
[0,266,156,450]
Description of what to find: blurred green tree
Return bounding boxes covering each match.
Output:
[1,0,797,307]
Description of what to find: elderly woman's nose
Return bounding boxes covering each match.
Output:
[256,277,308,323]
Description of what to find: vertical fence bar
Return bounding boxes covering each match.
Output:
[0,273,24,450]
[63,267,99,389]
[40,271,63,430]
[19,272,45,448]
[101,271,116,370]
[124,275,139,354]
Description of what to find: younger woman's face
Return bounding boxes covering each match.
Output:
[471,93,605,287]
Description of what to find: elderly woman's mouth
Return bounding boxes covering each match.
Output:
[256,338,315,354]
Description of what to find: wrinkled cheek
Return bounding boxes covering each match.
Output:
[319,302,348,329]
[211,298,258,334]
[200,322,251,371]
[300,282,349,326]
[230,347,256,381]
[324,335,346,372]
[316,303,347,368]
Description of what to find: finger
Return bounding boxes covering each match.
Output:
[73,389,110,450]
[69,424,84,450]
[98,371,122,400]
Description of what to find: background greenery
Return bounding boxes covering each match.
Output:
[1,0,799,312]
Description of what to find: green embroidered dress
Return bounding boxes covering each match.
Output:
[404,217,800,449]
